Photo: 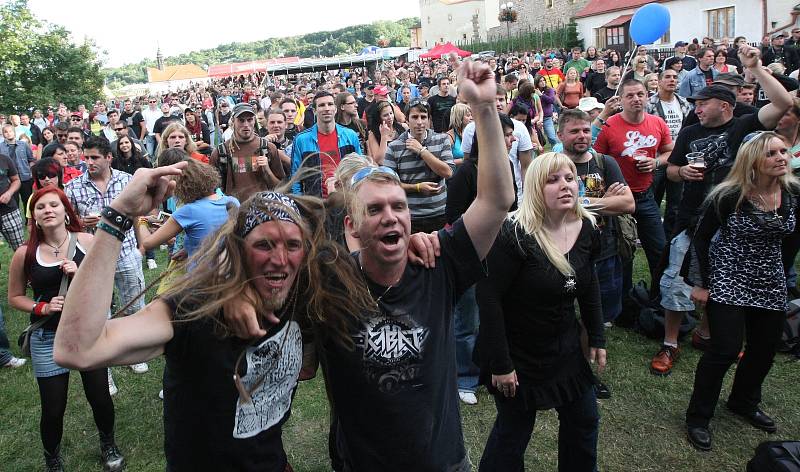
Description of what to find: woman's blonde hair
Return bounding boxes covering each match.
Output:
[510,152,596,276]
[448,103,471,137]
[155,122,197,165]
[707,131,799,212]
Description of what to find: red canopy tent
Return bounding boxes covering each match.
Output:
[420,42,472,59]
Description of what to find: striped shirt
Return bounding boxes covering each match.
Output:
[65,169,138,262]
[384,129,454,219]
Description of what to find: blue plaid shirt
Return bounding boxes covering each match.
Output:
[65,169,137,262]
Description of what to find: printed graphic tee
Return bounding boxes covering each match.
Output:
[323,218,483,472]
[161,298,302,472]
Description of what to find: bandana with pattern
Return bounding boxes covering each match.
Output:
[239,191,300,238]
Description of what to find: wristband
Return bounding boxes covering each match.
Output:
[98,221,126,242]
[416,183,421,193]
[33,301,48,316]
[597,117,608,127]
[100,206,134,232]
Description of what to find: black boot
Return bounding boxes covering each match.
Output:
[99,432,125,472]
[44,445,64,472]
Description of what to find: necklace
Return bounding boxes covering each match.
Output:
[563,223,576,293]
[360,258,402,304]
[757,190,782,221]
[43,233,69,257]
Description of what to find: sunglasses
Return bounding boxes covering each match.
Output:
[113,127,125,131]
[36,172,59,180]
[71,117,82,121]
[350,165,399,188]
[743,131,767,144]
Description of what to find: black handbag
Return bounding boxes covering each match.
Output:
[17,233,78,357]
[747,441,800,472]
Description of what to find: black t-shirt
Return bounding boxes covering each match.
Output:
[668,112,765,234]
[575,152,626,260]
[111,154,152,175]
[0,154,18,215]
[120,110,145,138]
[584,71,607,96]
[161,298,303,472]
[323,218,482,472]
[357,96,374,119]
[702,68,714,87]
[427,94,457,133]
[153,115,178,137]
[593,86,617,104]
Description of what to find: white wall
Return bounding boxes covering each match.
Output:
[575,0,765,50]
[768,0,798,31]
[419,0,490,48]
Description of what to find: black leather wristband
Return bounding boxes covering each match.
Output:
[101,206,134,232]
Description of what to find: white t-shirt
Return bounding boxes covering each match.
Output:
[461,119,533,201]
[660,98,684,141]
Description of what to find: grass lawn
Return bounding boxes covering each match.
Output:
[0,244,798,471]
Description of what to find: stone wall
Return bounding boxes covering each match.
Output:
[488,0,590,38]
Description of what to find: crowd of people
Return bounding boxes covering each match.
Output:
[0,30,798,472]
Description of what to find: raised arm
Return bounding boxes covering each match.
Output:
[739,45,794,128]
[458,59,516,259]
[54,163,187,370]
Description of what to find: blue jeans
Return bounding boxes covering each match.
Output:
[595,255,623,323]
[114,255,145,316]
[623,191,665,296]
[542,116,560,146]
[454,285,479,393]
[145,135,157,159]
[479,385,599,472]
[0,305,12,365]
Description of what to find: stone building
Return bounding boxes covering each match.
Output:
[487,0,590,38]
[419,0,501,48]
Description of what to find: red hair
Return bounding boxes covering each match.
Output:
[24,187,83,281]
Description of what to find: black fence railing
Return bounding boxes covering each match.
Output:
[457,21,581,55]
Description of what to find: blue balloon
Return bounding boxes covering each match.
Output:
[629,4,671,45]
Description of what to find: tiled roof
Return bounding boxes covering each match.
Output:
[575,0,672,19]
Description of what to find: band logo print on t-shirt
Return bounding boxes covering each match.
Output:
[232,155,262,174]
[233,320,302,439]
[353,315,429,395]
[621,131,657,158]
[689,133,731,175]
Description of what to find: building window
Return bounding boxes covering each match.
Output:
[463,33,467,40]
[605,27,625,46]
[595,28,604,48]
[427,16,431,24]
[707,7,734,39]
[448,14,452,21]
[546,0,553,7]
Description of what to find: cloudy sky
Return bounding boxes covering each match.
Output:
[28,0,421,67]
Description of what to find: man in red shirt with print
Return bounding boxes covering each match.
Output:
[594,79,673,313]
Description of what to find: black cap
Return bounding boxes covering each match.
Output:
[232,103,255,118]
[674,41,688,48]
[713,73,745,87]
[686,85,736,106]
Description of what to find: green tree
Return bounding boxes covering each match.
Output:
[0,0,104,113]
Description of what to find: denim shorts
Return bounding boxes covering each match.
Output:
[30,328,69,378]
[659,230,695,312]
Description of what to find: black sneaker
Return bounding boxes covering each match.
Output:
[101,443,125,472]
[44,447,64,472]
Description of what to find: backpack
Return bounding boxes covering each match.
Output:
[780,299,800,355]
[747,441,800,472]
[626,280,697,339]
[592,152,638,261]
[214,137,271,193]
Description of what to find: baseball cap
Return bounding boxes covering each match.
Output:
[773,33,786,40]
[577,97,604,112]
[70,111,82,118]
[686,85,736,106]
[232,103,255,118]
[674,41,688,48]
[373,85,390,97]
[713,73,745,87]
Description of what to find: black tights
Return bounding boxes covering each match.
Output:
[36,368,115,455]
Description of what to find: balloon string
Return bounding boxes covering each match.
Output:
[615,43,639,97]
